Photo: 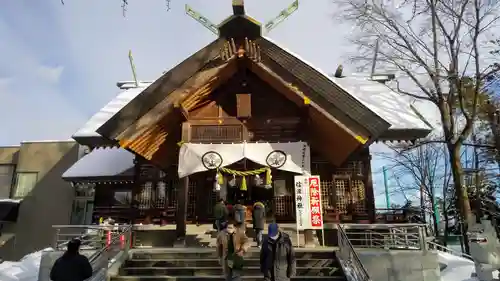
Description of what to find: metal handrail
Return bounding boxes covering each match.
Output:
[88,224,132,264]
[337,224,372,281]
[51,224,133,281]
[427,241,473,260]
[341,225,425,250]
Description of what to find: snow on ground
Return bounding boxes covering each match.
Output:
[439,251,476,281]
[0,248,53,281]
[438,251,499,281]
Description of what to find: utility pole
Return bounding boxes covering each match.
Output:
[383,166,390,209]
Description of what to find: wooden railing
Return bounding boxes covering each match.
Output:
[190,124,243,143]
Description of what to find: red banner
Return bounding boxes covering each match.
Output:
[308,176,323,229]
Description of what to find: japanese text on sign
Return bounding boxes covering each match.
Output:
[294,176,310,230]
[308,176,323,228]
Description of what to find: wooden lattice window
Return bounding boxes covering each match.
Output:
[320,180,334,211]
[334,176,349,214]
[351,179,367,213]
[138,181,153,210]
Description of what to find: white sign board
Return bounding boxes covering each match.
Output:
[294,176,310,230]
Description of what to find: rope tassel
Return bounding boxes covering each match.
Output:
[266,168,272,185]
[240,176,247,191]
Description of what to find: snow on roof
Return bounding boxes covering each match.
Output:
[330,76,430,130]
[0,199,21,203]
[262,36,432,131]
[72,85,151,139]
[62,147,135,179]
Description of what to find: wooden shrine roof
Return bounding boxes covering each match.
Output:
[68,4,432,164]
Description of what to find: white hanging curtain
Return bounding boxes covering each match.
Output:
[177,141,311,178]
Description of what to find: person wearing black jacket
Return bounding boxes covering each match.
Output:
[214,198,229,231]
[260,223,296,281]
[252,201,266,247]
[50,238,93,281]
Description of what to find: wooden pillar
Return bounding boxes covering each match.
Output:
[131,156,141,224]
[364,149,376,222]
[176,122,191,240]
[176,177,189,238]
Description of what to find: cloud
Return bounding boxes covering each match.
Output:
[36,65,64,85]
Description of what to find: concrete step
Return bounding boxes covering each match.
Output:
[131,250,335,260]
[111,276,344,281]
[125,258,338,268]
[120,266,342,276]
[132,224,323,248]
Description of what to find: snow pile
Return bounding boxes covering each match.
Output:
[439,251,476,281]
[0,248,53,281]
[438,251,499,281]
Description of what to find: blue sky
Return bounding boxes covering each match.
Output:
[0,0,401,206]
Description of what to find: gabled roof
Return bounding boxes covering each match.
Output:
[70,7,431,150]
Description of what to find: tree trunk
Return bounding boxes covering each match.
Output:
[430,195,439,239]
[448,143,472,254]
[443,211,449,247]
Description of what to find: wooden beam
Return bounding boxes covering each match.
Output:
[181,60,238,111]
[174,104,190,119]
[118,59,237,148]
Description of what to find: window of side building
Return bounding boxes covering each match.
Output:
[0,165,16,198]
[12,172,38,198]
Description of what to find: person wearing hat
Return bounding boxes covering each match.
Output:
[260,223,296,281]
[50,238,93,281]
[216,221,250,281]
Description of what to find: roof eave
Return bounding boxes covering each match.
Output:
[62,175,135,183]
[377,128,432,141]
[71,135,119,148]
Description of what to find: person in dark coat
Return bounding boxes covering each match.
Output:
[260,223,296,281]
[233,200,247,232]
[214,198,229,231]
[50,238,93,281]
[252,201,266,247]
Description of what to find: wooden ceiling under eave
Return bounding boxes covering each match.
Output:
[246,59,366,166]
[116,58,238,168]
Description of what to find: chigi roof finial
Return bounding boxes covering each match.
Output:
[232,0,245,15]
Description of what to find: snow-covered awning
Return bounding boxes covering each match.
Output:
[72,84,151,144]
[62,147,135,182]
[178,142,311,178]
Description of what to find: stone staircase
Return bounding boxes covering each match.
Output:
[133,224,320,248]
[111,248,347,281]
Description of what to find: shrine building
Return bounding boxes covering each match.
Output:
[61,1,432,237]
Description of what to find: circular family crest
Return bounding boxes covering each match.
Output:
[266,150,287,168]
[201,151,223,170]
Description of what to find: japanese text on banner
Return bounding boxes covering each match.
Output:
[308,176,323,229]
